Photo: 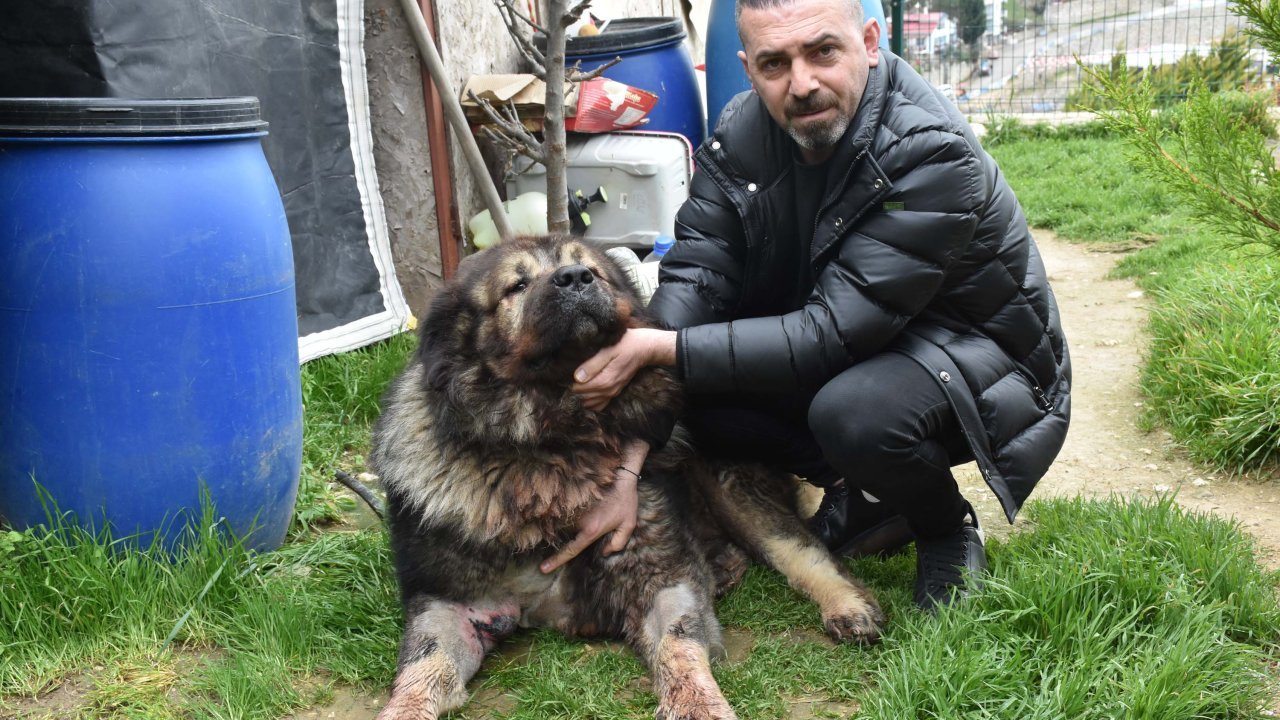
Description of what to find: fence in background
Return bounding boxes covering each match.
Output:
[891,0,1268,114]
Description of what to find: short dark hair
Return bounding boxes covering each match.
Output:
[735,0,865,42]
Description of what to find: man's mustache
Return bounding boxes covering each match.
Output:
[786,93,835,117]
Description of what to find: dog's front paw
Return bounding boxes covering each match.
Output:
[823,598,885,645]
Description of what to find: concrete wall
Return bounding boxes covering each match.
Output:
[363,0,673,317]
[363,0,440,318]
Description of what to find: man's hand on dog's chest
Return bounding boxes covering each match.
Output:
[540,440,649,573]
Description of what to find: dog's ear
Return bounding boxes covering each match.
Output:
[417,286,465,392]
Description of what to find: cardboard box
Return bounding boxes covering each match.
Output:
[460,74,567,132]
[460,74,657,133]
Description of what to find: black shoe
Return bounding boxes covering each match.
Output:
[913,505,987,612]
[807,484,915,559]
[807,483,850,547]
[834,513,915,559]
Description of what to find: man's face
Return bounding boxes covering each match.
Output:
[737,0,881,162]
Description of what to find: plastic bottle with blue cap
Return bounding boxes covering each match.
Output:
[642,234,676,263]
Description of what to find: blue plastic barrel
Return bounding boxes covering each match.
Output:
[553,18,705,148]
[705,0,891,134]
[0,97,302,552]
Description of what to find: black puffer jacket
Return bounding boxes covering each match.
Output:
[648,53,1070,522]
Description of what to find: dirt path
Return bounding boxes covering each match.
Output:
[957,230,1280,566]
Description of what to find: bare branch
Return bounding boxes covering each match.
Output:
[493,0,547,35]
[512,32,549,75]
[497,98,545,152]
[465,90,516,131]
[481,126,545,165]
[465,90,545,159]
[494,0,547,74]
[567,55,622,82]
[563,0,595,26]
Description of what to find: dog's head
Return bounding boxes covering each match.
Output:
[418,235,643,394]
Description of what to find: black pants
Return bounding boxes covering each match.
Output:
[683,351,972,540]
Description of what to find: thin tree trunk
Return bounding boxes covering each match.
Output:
[543,0,571,234]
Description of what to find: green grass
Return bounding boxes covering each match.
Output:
[860,496,1279,719]
[988,135,1192,246]
[0,508,400,719]
[6,338,1277,716]
[294,331,418,531]
[991,133,1280,472]
[1141,260,1280,470]
[4,491,1276,719]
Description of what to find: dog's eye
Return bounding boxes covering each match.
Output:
[504,280,528,297]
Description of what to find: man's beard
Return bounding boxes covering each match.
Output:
[785,93,854,152]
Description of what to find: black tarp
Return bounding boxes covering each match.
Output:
[0,0,410,360]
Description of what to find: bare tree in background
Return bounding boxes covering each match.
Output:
[468,0,620,234]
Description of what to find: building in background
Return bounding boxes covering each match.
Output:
[986,0,1004,39]
[901,12,959,55]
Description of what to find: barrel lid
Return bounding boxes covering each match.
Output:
[538,17,686,57]
[0,97,267,137]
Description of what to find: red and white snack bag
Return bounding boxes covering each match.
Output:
[567,78,658,133]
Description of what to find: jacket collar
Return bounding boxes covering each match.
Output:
[821,61,885,187]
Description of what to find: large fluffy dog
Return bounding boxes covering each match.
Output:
[370,235,883,720]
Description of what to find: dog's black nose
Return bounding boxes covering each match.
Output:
[551,264,594,290]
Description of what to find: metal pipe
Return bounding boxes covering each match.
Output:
[891,0,904,57]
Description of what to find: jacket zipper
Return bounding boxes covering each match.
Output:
[812,147,868,250]
[1012,360,1054,412]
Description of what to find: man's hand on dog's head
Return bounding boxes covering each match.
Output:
[540,441,649,573]
[573,328,677,411]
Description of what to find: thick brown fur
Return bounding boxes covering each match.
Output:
[370,235,883,720]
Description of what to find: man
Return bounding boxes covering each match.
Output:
[548,0,1071,611]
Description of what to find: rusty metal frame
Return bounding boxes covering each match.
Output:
[418,0,462,279]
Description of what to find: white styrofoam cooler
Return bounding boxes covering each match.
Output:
[507,131,693,249]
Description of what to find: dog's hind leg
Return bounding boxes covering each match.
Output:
[692,462,885,645]
[376,596,518,720]
[632,583,738,720]
[563,483,736,718]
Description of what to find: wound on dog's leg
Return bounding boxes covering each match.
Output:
[637,584,737,720]
[377,599,518,720]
